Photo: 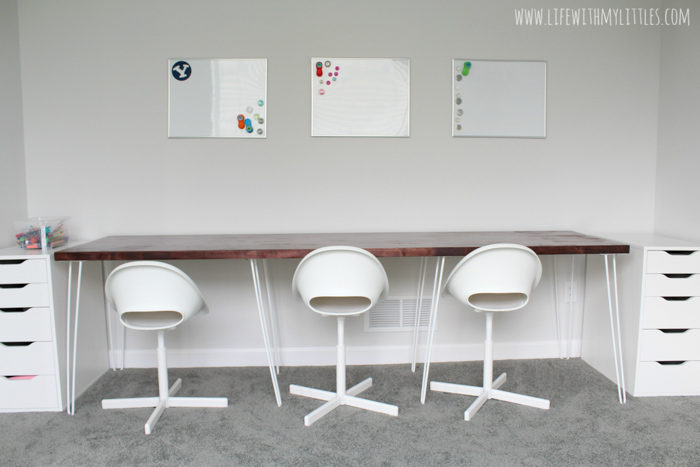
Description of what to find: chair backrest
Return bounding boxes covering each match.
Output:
[292,246,389,316]
[443,244,542,312]
[105,261,208,331]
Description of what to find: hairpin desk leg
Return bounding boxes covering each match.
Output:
[420,257,445,404]
[250,259,282,407]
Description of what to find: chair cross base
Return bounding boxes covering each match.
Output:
[101,330,228,434]
[431,372,550,421]
[290,377,398,426]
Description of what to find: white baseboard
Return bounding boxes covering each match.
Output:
[115,340,582,368]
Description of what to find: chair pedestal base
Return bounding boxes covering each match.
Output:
[290,377,399,426]
[102,377,228,434]
[431,372,550,421]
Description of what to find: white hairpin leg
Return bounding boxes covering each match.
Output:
[66,261,83,415]
[603,254,626,403]
[420,256,445,404]
[411,257,427,372]
[250,259,282,406]
[567,255,575,359]
[262,259,280,375]
[553,256,563,359]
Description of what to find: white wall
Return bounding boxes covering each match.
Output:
[14,0,670,366]
[0,0,28,248]
[655,0,700,242]
[18,0,661,239]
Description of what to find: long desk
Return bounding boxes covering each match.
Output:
[55,231,629,413]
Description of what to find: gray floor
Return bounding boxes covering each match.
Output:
[1,359,699,466]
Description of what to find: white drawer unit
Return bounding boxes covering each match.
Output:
[583,234,700,397]
[0,249,63,412]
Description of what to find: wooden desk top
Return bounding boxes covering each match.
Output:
[53,231,629,261]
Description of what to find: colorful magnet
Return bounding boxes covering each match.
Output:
[254,114,260,120]
[326,80,331,85]
[246,106,253,113]
[258,100,264,106]
[316,62,323,77]
[238,115,245,129]
[456,75,462,81]
[258,118,264,124]
[257,128,263,135]
[324,61,331,67]
[462,62,471,76]
[319,89,325,95]
[335,66,339,71]
[456,109,463,116]
[455,98,462,105]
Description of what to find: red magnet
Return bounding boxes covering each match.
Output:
[316,62,323,77]
[237,114,245,129]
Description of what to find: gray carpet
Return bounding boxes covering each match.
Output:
[1,359,699,466]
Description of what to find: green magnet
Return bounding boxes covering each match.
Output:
[258,100,264,106]
[462,61,471,76]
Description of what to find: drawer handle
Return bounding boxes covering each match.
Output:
[664,250,695,256]
[0,259,27,265]
[0,308,31,313]
[659,329,689,334]
[662,296,691,301]
[6,375,37,380]
[0,342,34,347]
[663,273,693,279]
[657,361,687,366]
[0,284,29,289]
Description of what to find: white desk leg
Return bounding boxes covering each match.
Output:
[250,259,282,407]
[66,261,83,415]
[603,254,627,404]
[262,259,280,374]
[411,257,427,373]
[100,261,118,371]
[552,256,563,359]
[420,257,446,404]
[567,255,575,359]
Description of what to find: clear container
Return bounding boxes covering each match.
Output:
[14,217,70,249]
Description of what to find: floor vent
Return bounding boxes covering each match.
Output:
[364,296,435,332]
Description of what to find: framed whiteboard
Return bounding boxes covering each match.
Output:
[452,59,546,138]
[168,58,267,138]
[311,58,410,137]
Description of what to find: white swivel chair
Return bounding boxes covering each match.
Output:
[101,261,228,434]
[289,246,399,426]
[430,244,549,421]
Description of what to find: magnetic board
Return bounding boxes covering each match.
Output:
[168,58,267,138]
[452,59,546,138]
[311,58,410,137]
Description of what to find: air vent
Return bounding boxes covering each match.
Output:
[364,296,435,332]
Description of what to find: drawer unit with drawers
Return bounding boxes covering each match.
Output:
[0,248,63,412]
[582,234,700,397]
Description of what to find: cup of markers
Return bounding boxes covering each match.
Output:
[15,217,70,249]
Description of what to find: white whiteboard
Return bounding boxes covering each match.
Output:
[168,58,267,138]
[452,59,546,138]
[311,58,410,137]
